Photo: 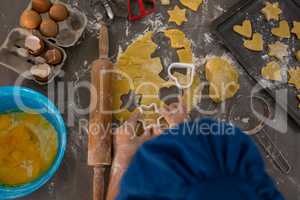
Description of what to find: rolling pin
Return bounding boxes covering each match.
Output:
[88,23,113,200]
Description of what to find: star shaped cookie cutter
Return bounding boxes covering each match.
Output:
[168,63,195,89]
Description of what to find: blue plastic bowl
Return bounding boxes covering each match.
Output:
[0,86,67,199]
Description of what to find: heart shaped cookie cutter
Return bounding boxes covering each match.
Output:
[168,63,195,89]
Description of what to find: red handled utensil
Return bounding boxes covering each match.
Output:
[128,0,156,21]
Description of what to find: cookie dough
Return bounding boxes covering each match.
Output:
[271,20,291,38]
[177,49,193,63]
[163,30,200,111]
[261,61,282,81]
[243,33,264,52]
[114,30,198,123]
[296,50,300,61]
[168,6,187,26]
[268,41,289,61]
[288,67,300,90]
[261,2,282,21]
[114,32,167,121]
[206,57,240,103]
[233,19,252,38]
[291,21,300,39]
[180,0,203,11]
[164,29,191,49]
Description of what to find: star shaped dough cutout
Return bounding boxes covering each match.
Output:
[268,41,288,61]
[288,67,300,90]
[168,5,187,26]
[291,21,300,39]
[261,2,282,21]
[261,61,282,81]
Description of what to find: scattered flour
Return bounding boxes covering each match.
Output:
[241,117,250,123]
[203,33,214,44]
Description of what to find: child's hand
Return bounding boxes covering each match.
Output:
[113,111,153,166]
[160,97,188,127]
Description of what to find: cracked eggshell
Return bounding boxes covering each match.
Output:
[0,28,67,85]
[44,48,63,65]
[25,35,45,56]
[20,10,42,29]
[30,63,52,82]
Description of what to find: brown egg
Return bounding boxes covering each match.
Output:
[20,10,42,29]
[25,35,45,56]
[45,48,63,65]
[32,0,52,13]
[39,19,58,37]
[49,4,69,21]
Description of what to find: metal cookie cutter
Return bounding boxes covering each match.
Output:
[168,63,195,89]
[137,103,169,130]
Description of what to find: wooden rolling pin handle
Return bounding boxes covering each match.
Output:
[93,167,105,200]
[99,23,109,59]
[88,59,113,166]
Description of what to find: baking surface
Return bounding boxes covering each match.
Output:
[212,0,300,125]
[0,0,300,199]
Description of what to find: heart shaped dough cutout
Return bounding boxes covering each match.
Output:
[243,33,264,52]
[233,20,252,38]
[271,20,291,38]
[291,21,300,39]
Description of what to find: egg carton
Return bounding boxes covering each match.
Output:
[26,0,88,47]
[0,28,67,85]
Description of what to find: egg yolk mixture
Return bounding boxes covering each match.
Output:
[0,112,58,186]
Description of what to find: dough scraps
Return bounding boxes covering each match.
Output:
[233,20,252,38]
[205,57,240,103]
[177,49,193,63]
[296,50,300,61]
[163,29,200,110]
[114,32,168,122]
[261,61,282,81]
[164,29,191,49]
[168,5,187,26]
[180,0,203,11]
[271,20,291,38]
[114,30,199,126]
[261,2,282,21]
[268,41,289,61]
[291,21,300,39]
[172,71,194,89]
[288,67,300,90]
[164,30,200,111]
[243,33,264,52]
